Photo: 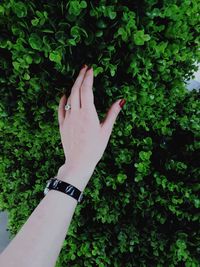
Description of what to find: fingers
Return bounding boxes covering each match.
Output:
[100,99,123,140]
[58,94,67,126]
[70,65,88,111]
[58,65,95,126]
[80,67,94,109]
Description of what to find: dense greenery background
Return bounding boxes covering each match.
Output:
[0,0,200,266]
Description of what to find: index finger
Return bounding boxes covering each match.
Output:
[80,66,94,109]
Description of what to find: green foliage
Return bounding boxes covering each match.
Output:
[28,33,43,50]
[11,1,27,18]
[133,30,151,46]
[0,0,200,266]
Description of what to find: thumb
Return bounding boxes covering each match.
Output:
[100,99,126,138]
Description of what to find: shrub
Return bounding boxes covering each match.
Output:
[0,0,200,266]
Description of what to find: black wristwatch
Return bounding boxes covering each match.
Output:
[44,177,84,203]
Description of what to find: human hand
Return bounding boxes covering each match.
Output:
[58,65,126,187]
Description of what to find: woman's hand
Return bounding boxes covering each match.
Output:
[58,65,125,187]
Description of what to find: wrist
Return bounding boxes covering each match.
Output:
[56,164,93,192]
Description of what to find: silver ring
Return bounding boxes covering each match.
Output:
[65,104,71,111]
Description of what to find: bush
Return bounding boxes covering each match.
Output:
[0,0,200,266]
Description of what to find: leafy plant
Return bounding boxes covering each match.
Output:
[0,0,200,266]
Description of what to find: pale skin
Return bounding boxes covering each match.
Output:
[0,65,125,267]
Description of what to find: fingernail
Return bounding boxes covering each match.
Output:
[87,65,92,70]
[81,64,87,70]
[119,99,126,108]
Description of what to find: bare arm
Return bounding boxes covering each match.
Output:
[0,164,90,267]
[0,65,125,267]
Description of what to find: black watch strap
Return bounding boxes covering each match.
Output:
[44,177,83,203]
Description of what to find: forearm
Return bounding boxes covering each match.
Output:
[0,190,78,267]
[0,165,91,267]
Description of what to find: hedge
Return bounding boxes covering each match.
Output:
[0,0,200,266]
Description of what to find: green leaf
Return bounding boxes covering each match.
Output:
[42,29,54,33]
[95,30,103,37]
[68,0,84,16]
[134,174,143,182]
[80,1,87,8]
[25,55,33,64]
[133,30,151,45]
[68,38,76,46]
[194,199,200,208]
[70,254,76,260]
[12,2,27,18]
[70,26,80,37]
[118,27,128,41]
[49,51,62,64]
[135,162,145,172]
[139,151,152,161]
[117,173,127,184]
[108,10,117,20]
[28,33,42,50]
[143,137,153,146]
[0,6,5,14]
[29,78,40,92]
[96,19,107,29]
[31,18,39,26]
[13,61,20,71]
[23,73,30,80]
[93,66,104,77]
